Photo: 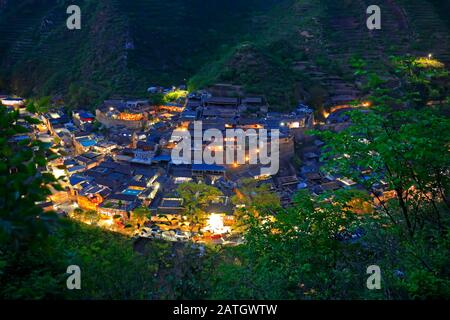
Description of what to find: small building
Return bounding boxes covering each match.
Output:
[1,97,25,107]
[95,100,149,129]
[77,183,111,211]
[73,135,98,154]
[42,111,71,136]
[192,164,226,177]
[276,175,300,188]
[73,111,95,129]
[98,193,139,218]
[170,165,193,184]
[204,97,239,109]
[158,197,184,214]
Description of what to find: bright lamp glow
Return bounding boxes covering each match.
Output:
[204,213,230,234]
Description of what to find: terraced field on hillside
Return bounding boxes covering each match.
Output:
[0,0,449,109]
[190,0,450,111]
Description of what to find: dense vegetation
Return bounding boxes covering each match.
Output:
[1,56,449,299]
[209,58,450,299]
[1,0,449,110]
[0,0,283,106]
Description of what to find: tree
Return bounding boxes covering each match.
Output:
[177,182,223,224]
[0,106,62,298]
[308,56,450,298]
[0,104,208,300]
[26,96,52,114]
[232,178,280,208]
[231,178,280,229]
[390,56,448,107]
[132,206,151,229]
[209,56,450,299]
[83,210,100,225]
[0,107,59,249]
[211,190,368,299]
[148,93,165,106]
[315,56,450,237]
[307,86,329,120]
[164,90,188,103]
[67,84,96,108]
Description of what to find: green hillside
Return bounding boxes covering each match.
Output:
[0,0,283,105]
[191,0,450,110]
[0,0,449,109]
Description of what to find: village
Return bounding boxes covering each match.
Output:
[1,84,378,245]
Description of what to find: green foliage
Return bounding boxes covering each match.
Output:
[0,106,59,249]
[177,182,223,223]
[232,178,280,208]
[190,43,298,110]
[292,154,302,168]
[164,90,188,103]
[60,223,161,300]
[209,57,450,299]
[0,0,284,105]
[83,210,100,225]
[26,96,52,114]
[0,105,62,298]
[0,221,167,299]
[316,57,450,237]
[212,190,365,299]
[131,206,151,229]
[148,93,165,106]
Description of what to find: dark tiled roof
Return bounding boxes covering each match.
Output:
[192,164,225,172]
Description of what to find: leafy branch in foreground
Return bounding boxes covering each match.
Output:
[0,107,59,249]
[211,57,450,299]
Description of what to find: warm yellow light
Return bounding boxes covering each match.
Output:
[289,122,300,128]
[204,213,230,234]
[415,56,444,68]
[101,217,114,227]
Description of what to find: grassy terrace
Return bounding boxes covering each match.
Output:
[0,0,449,111]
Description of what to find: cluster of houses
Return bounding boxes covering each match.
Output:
[2,85,383,233]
